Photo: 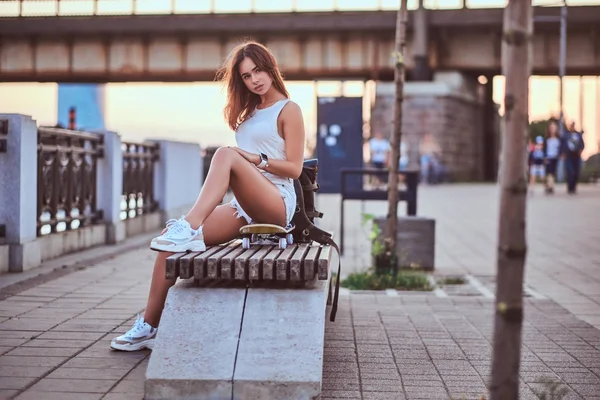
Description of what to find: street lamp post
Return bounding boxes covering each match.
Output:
[559,3,567,137]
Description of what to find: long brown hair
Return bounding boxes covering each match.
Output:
[217,41,289,131]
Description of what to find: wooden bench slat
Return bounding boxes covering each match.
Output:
[317,245,332,280]
[234,247,261,281]
[276,244,298,281]
[165,252,187,280]
[303,244,320,281]
[220,245,249,280]
[247,245,274,281]
[179,251,202,279]
[193,245,224,279]
[290,243,311,281]
[208,243,241,279]
[261,247,284,280]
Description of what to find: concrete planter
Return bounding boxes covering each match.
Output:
[373,217,436,271]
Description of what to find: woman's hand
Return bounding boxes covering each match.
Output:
[228,146,260,165]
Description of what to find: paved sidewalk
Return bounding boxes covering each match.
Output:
[0,183,597,399]
[318,183,600,329]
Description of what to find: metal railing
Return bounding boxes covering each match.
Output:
[37,127,104,236]
[122,141,159,220]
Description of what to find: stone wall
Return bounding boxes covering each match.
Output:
[371,72,491,181]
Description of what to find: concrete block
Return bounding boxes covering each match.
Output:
[9,241,41,272]
[233,278,330,400]
[36,225,107,263]
[0,244,9,273]
[106,221,126,244]
[375,216,436,271]
[145,279,246,400]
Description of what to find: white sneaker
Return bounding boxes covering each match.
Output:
[150,216,206,252]
[110,314,157,351]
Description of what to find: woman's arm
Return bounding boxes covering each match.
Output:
[230,102,305,179]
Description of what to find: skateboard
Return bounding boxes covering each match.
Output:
[239,223,295,250]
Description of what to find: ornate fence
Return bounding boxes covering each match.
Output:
[122,142,159,219]
[37,127,104,236]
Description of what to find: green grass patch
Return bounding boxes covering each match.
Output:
[341,269,432,291]
[439,276,467,285]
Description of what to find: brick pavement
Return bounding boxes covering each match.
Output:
[319,183,600,329]
[0,184,597,399]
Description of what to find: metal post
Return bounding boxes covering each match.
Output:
[579,76,584,130]
[558,3,567,136]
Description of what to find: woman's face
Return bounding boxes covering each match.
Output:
[239,57,272,96]
[548,122,558,136]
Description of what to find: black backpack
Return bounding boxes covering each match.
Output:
[291,159,341,322]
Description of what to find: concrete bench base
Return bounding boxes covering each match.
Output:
[145,276,331,400]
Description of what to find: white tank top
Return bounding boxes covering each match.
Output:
[235,99,293,188]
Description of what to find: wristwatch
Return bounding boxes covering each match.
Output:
[257,152,269,169]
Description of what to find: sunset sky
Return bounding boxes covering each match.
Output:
[0,0,598,158]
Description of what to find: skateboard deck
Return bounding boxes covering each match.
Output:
[239,223,293,235]
[239,224,295,249]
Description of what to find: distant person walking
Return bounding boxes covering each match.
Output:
[368,131,391,186]
[529,136,546,193]
[419,133,442,184]
[562,121,585,194]
[543,120,561,194]
[369,131,391,170]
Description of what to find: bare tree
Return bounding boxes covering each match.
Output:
[385,0,408,269]
[490,0,533,399]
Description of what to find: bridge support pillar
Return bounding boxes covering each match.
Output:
[411,0,431,81]
[371,71,492,181]
[482,76,500,181]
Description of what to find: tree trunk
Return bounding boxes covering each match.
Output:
[490,1,532,399]
[384,0,408,271]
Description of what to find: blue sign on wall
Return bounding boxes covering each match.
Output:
[57,84,106,131]
[316,96,364,194]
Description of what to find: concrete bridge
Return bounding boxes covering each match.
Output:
[0,5,599,82]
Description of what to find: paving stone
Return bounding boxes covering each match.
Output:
[5,347,79,357]
[62,357,140,369]
[22,339,93,348]
[27,378,117,393]
[0,376,37,390]
[14,391,103,400]
[0,389,19,398]
[46,367,132,380]
[362,392,406,400]
[0,355,67,368]
[0,366,53,378]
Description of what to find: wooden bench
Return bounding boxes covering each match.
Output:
[164,241,333,283]
[145,240,334,400]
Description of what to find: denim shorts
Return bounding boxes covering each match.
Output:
[229,182,296,227]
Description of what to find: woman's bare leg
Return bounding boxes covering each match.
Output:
[185,147,286,229]
[143,205,246,327]
[144,146,289,327]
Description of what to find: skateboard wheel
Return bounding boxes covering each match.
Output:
[286,233,294,245]
[251,234,258,242]
[279,237,287,249]
[242,237,250,249]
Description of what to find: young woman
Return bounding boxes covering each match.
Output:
[110,41,306,351]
